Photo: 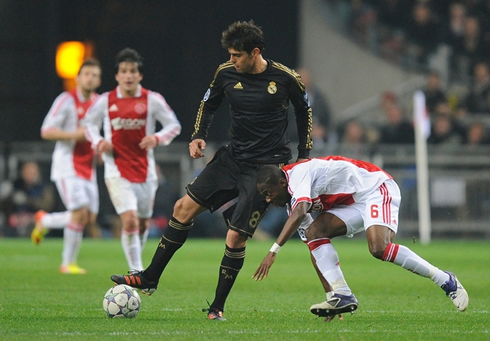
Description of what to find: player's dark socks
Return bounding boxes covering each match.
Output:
[210,245,246,311]
[144,217,193,280]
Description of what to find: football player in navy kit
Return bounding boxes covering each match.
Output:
[112,20,314,320]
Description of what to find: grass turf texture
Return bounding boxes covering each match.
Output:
[0,237,488,340]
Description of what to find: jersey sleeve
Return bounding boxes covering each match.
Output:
[288,165,314,211]
[149,92,182,146]
[41,92,74,133]
[82,94,108,149]
[289,75,313,159]
[190,64,226,141]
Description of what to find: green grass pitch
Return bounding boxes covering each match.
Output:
[1,237,489,340]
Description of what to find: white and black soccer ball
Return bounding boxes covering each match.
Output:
[102,284,141,318]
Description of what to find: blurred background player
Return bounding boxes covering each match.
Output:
[33,58,102,274]
[84,48,181,272]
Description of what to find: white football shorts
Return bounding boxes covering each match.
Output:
[105,177,158,218]
[55,176,99,213]
[325,179,401,238]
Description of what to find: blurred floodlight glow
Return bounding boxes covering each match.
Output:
[56,41,85,79]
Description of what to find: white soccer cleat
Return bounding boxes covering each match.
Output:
[441,271,469,311]
[310,293,358,317]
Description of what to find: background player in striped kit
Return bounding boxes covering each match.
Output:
[253,156,469,319]
[84,48,181,272]
[34,58,102,274]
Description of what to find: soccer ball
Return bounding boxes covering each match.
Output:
[102,284,141,318]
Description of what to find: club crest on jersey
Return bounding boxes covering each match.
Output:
[134,102,147,115]
[110,117,146,130]
[267,81,277,94]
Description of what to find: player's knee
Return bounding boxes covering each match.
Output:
[120,212,139,231]
[71,207,90,226]
[226,229,248,248]
[305,227,318,241]
[173,196,198,224]
[369,243,388,260]
[173,198,187,218]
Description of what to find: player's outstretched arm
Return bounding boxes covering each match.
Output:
[252,252,276,281]
[252,202,309,281]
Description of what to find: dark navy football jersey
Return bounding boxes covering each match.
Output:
[191,60,312,163]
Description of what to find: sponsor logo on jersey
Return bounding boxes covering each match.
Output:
[110,117,146,130]
[233,82,243,89]
[203,89,211,102]
[109,104,119,112]
[267,81,277,94]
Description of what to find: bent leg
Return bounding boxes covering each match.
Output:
[144,194,206,280]
[209,229,248,313]
[367,225,445,281]
[41,211,72,229]
[367,225,468,311]
[306,213,351,295]
[306,213,359,316]
[310,252,333,295]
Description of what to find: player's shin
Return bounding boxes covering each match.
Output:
[121,228,143,271]
[210,245,246,312]
[144,217,192,280]
[308,238,352,295]
[381,242,449,285]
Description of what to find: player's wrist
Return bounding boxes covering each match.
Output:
[269,242,281,254]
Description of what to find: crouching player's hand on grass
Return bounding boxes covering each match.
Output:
[252,252,277,281]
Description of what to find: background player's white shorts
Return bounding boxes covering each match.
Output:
[55,176,99,213]
[105,177,158,218]
[324,179,401,238]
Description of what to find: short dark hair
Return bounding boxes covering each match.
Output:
[114,48,143,74]
[78,58,101,75]
[221,20,265,54]
[256,165,284,186]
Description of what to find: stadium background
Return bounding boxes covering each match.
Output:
[1,0,298,143]
[2,0,490,239]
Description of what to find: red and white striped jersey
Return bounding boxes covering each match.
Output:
[83,85,181,183]
[283,156,393,213]
[41,88,98,181]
